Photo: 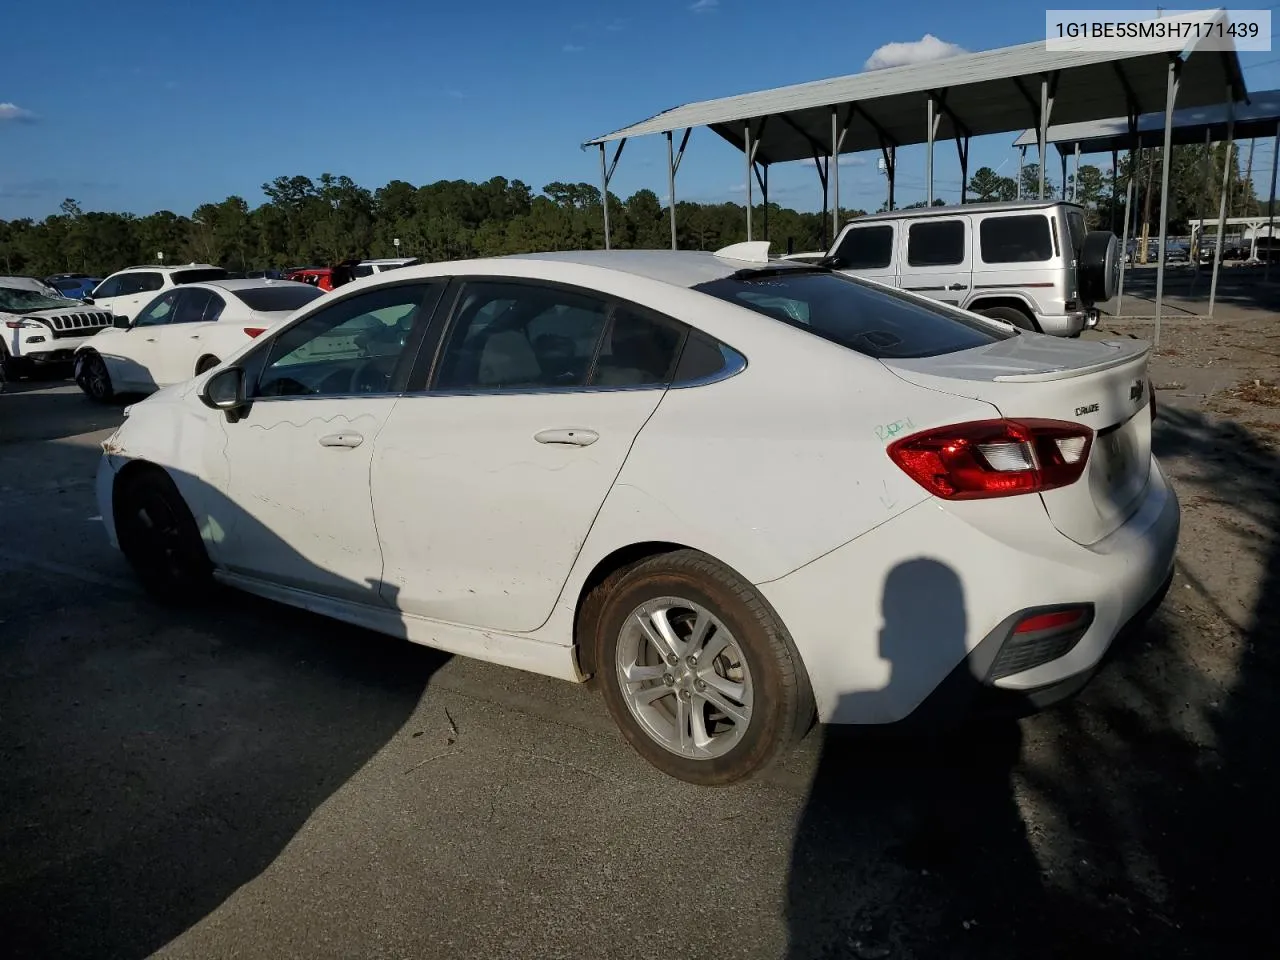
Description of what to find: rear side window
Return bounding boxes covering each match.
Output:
[693,269,1010,360]
[832,225,894,269]
[236,285,326,312]
[117,272,164,296]
[980,215,1054,263]
[907,221,966,266]
[171,268,230,285]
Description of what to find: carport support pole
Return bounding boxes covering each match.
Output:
[1073,142,1081,201]
[1267,126,1279,283]
[1110,148,1119,233]
[1153,60,1180,350]
[1118,152,1135,316]
[926,98,935,204]
[599,144,612,251]
[666,132,678,251]
[1038,78,1050,199]
[1209,117,1236,318]
[1060,152,1069,201]
[1018,147,1025,200]
[831,108,840,239]
[744,122,754,242]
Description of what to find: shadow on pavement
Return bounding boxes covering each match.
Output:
[0,379,130,446]
[0,464,448,959]
[786,405,1280,958]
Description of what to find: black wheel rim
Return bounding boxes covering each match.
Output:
[86,357,109,399]
[127,490,191,584]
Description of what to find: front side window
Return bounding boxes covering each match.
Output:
[832,224,894,270]
[254,282,439,398]
[907,220,966,267]
[91,277,123,299]
[133,291,180,327]
[693,268,1009,360]
[979,215,1054,263]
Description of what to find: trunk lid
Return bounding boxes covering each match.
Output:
[882,335,1152,546]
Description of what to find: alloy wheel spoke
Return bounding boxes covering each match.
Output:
[701,670,746,705]
[621,661,668,685]
[633,609,678,661]
[696,628,731,667]
[699,685,749,725]
[634,684,673,707]
[675,693,692,753]
[690,700,713,750]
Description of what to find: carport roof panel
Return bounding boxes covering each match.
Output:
[1013,87,1280,154]
[584,19,1245,164]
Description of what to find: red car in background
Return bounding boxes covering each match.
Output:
[284,267,333,291]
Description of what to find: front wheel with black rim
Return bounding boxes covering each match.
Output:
[75,352,114,403]
[194,355,220,376]
[592,550,814,785]
[114,468,212,603]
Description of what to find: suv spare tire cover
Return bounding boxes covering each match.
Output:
[1079,231,1120,303]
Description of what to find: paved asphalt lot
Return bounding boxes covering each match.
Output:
[1,375,1276,959]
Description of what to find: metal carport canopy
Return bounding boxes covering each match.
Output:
[584,31,1245,164]
[1013,88,1280,154]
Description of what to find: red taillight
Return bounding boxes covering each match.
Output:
[886,418,1094,500]
[243,327,266,338]
[5,320,23,329]
[1013,608,1086,634]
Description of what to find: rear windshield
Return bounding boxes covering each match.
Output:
[693,269,1010,359]
[172,268,229,285]
[235,284,325,312]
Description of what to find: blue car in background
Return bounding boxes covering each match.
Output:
[45,274,102,301]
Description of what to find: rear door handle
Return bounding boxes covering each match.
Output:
[534,428,598,447]
[945,282,966,291]
[319,432,364,448]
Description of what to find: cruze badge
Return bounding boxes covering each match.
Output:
[1130,380,1145,403]
[1075,402,1099,416]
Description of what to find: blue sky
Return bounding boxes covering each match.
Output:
[3,0,1280,221]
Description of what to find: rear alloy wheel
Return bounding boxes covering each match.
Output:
[115,469,212,603]
[977,305,1035,331]
[593,550,813,785]
[76,352,114,403]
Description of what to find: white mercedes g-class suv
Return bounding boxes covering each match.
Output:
[824,200,1120,336]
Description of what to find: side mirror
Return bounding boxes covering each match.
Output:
[200,366,247,421]
[82,296,95,305]
[112,314,130,329]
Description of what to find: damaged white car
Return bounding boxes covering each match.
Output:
[1,279,115,383]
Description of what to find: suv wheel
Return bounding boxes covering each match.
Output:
[976,305,1035,331]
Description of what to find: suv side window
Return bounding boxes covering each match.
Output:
[92,276,123,299]
[254,282,441,398]
[832,224,895,269]
[134,291,180,327]
[979,214,1054,263]
[907,221,966,267]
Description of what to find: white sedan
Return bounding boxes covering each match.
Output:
[94,244,1179,784]
[74,279,325,401]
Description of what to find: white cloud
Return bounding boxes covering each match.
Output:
[690,0,719,12]
[863,34,966,71]
[605,18,628,31]
[448,89,465,99]
[804,155,869,170]
[0,102,36,122]
[563,43,585,53]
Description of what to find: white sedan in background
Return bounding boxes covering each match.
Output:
[94,244,1178,784]
[74,279,324,401]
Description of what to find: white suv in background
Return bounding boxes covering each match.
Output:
[86,264,229,323]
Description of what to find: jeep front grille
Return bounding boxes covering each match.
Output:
[44,312,113,339]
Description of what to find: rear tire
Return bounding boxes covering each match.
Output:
[0,343,29,383]
[75,352,114,403]
[194,355,220,376]
[1079,231,1121,303]
[591,549,814,785]
[976,305,1035,331]
[114,468,213,603]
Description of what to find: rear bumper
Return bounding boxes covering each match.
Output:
[757,455,1180,726]
[1034,310,1088,337]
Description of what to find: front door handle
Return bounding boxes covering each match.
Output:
[534,428,598,447]
[945,282,966,291]
[190,334,201,339]
[319,432,364,448]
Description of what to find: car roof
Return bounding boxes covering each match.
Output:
[187,278,318,294]
[361,257,416,265]
[112,263,222,274]
[483,249,805,288]
[849,199,1083,224]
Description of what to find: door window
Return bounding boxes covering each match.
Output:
[92,276,123,299]
[254,283,439,398]
[117,272,164,296]
[133,291,180,327]
[172,289,216,324]
[832,224,895,269]
[906,221,967,267]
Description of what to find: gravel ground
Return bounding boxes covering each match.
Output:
[1,313,1277,960]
